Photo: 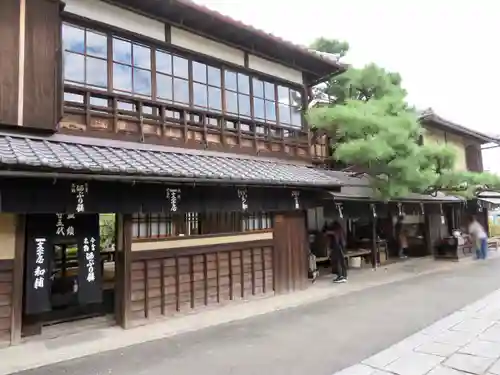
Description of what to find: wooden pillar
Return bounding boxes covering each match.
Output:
[371,215,377,269]
[114,214,132,329]
[10,214,26,345]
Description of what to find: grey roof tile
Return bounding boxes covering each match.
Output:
[0,134,342,187]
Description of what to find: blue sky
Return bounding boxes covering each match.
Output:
[195,0,500,172]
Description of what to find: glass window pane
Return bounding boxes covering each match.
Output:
[86,31,107,58]
[133,44,151,70]
[173,78,189,104]
[62,24,85,53]
[157,74,172,101]
[193,82,208,107]
[278,85,290,105]
[225,90,238,114]
[208,87,221,111]
[89,97,107,106]
[113,63,132,92]
[253,78,264,98]
[265,100,276,122]
[207,66,221,87]
[264,82,275,100]
[192,61,207,83]
[290,89,302,106]
[86,57,107,88]
[254,98,265,119]
[237,73,250,94]
[279,104,291,124]
[156,51,172,74]
[173,56,188,79]
[238,94,251,118]
[113,38,131,64]
[224,71,237,91]
[133,68,151,96]
[64,52,84,82]
[291,108,302,127]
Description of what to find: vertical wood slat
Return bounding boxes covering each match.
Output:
[203,253,208,306]
[251,248,256,295]
[240,249,244,298]
[261,246,266,294]
[216,251,220,303]
[228,250,233,300]
[160,258,165,315]
[143,260,149,318]
[175,256,180,312]
[189,255,194,309]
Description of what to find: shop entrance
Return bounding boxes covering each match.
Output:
[21,213,117,337]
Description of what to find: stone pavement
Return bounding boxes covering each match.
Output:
[334,286,500,375]
[0,256,475,375]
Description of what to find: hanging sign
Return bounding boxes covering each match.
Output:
[291,190,300,209]
[371,204,377,218]
[335,202,344,219]
[71,183,88,213]
[166,188,181,212]
[477,200,484,212]
[420,203,425,216]
[25,222,52,315]
[55,213,76,238]
[77,214,101,305]
[440,204,446,225]
[237,188,249,211]
[397,202,404,217]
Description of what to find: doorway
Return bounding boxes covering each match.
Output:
[22,213,117,337]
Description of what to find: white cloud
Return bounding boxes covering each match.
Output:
[194,0,500,172]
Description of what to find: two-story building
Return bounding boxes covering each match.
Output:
[0,0,349,345]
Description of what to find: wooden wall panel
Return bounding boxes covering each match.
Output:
[128,243,274,323]
[0,0,20,126]
[23,0,61,130]
[273,212,308,294]
[0,261,13,346]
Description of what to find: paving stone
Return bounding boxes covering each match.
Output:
[384,352,444,375]
[444,353,495,374]
[334,364,376,375]
[362,348,402,369]
[459,339,500,359]
[415,341,460,357]
[451,318,495,334]
[480,323,500,343]
[488,358,500,375]
[433,330,477,346]
[427,366,469,375]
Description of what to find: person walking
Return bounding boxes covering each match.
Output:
[395,216,408,259]
[468,215,488,259]
[328,221,348,283]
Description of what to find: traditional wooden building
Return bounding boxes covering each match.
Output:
[0,0,347,345]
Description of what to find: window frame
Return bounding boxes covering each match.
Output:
[61,19,304,130]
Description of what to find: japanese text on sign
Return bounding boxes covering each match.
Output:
[33,238,46,289]
[166,188,181,212]
[291,191,300,209]
[55,213,76,236]
[237,188,248,211]
[71,183,88,213]
[83,237,96,283]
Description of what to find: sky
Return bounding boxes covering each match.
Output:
[194,0,500,172]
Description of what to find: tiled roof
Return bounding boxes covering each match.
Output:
[0,133,342,187]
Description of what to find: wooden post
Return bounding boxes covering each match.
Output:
[114,214,132,329]
[11,214,26,345]
[371,215,377,269]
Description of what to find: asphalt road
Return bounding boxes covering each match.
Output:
[14,259,500,375]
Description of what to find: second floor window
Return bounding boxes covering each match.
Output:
[62,23,303,129]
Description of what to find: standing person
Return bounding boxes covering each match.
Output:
[395,216,408,259]
[468,215,488,259]
[328,221,348,283]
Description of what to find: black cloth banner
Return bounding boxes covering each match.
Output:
[76,214,102,305]
[25,217,52,315]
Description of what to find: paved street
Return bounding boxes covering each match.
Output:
[11,258,500,375]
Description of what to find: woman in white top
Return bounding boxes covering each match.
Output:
[468,215,488,259]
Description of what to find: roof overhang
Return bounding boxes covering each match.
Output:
[108,0,346,83]
[419,111,499,145]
